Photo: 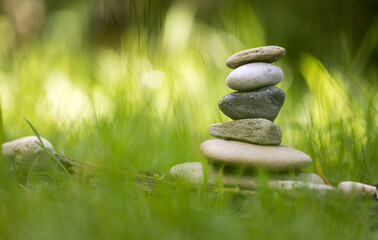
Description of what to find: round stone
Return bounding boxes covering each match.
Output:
[226,63,283,91]
[209,119,282,145]
[226,46,286,69]
[218,86,285,121]
[2,136,56,175]
[200,139,312,171]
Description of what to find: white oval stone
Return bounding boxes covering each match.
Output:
[226,63,283,91]
[337,181,377,197]
[200,139,312,171]
[2,136,56,174]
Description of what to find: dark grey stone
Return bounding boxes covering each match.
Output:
[218,86,285,121]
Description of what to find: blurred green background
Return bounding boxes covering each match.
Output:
[0,0,377,239]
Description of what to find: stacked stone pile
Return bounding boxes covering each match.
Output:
[170,46,336,193]
[200,46,315,178]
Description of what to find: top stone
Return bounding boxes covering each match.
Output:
[226,46,286,69]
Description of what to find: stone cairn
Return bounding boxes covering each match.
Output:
[169,46,377,197]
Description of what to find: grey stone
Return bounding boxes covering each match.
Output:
[226,63,283,91]
[2,136,56,175]
[209,119,282,145]
[226,46,286,69]
[218,86,285,121]
[200,139,312,171]
[337,181,377,198]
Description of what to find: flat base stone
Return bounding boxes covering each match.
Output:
[200,139,312,171]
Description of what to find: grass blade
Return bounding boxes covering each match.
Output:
[316,161,332,186]
[23,118,70,176]
[23,117,45,148]
[0,103,3,160]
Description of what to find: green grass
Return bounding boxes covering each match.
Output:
[0,1,377,239]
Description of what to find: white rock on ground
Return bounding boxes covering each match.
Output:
[337,181,377,198]
[268,180,335,193]
[169,162,204,186]
[2,136,56,175]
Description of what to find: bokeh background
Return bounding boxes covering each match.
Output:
[0,1,377,238]
[0,0,377,178]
